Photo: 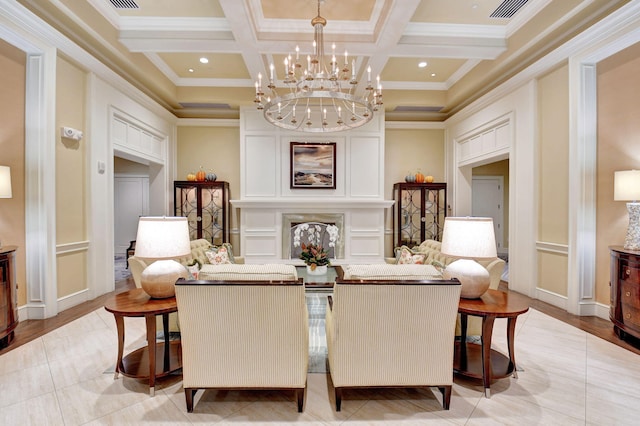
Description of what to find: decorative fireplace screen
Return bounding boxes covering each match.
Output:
[282,213,344,260]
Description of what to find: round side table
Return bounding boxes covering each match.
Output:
[104,288,182,396]
[454,289,529,398]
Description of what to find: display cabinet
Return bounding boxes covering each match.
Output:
[392,182,447,251]
[174,181,229,245]
[0,246,18,348]
[610,246,640,341]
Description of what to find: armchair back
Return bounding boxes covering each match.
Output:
[174,278,309,412]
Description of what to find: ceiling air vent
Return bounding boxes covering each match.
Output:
[489,0,528,19]
[109,0,139,9]
[394,106,443,113]
[179,103,231,109]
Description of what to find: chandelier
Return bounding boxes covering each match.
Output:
[253,0,382,133]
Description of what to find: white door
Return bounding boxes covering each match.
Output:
[472,176,504,252]
[114,176,149,254]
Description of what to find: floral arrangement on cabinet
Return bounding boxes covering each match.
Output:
[293,223,339,272]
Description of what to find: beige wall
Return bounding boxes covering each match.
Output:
[0,40,26,306]
[176,126,241,250]
[596,42,640,305]
[537,63,570,297]
[56,56,87,297]
[472,159,510,250]
[384,128,445,256]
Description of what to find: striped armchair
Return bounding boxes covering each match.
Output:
[174,271,309,413]
[326,274,461,411]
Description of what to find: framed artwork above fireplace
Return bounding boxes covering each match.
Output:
[290,142,336,189]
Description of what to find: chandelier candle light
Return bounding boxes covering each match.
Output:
[253,0,382,133]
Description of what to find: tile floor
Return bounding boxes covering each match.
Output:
[0,305,639,425]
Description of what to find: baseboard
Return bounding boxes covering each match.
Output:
[535,287,567,310]
[57,288,90,312]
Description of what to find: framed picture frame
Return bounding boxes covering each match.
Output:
[290,142,336,189]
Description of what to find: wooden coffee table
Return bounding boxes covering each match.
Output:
[104,288,182,396]
[454,289,529,398]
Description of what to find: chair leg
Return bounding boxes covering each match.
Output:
[439,385,452,410]
[185,388,197,413]
[335,388,343,411]
[295,387,305,412]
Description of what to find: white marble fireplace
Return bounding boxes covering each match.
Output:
[231,199,392,264]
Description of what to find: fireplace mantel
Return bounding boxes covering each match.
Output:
[231,199,394,209]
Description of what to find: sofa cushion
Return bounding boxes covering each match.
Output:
[342,264,442,280]
[185,239,214,267]
[205,243,235,264]
[394,245,427,265]
[198,264,298,281]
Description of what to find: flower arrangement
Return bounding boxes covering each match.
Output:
[293,223,339,270]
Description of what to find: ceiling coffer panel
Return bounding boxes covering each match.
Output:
[490,0,528,19]
[109,0,139,9]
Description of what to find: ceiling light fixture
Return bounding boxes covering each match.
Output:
[418,61,428,68]
[253,0,381,133]
[199,57,209,64]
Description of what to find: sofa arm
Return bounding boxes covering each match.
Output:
[127,256,149,289]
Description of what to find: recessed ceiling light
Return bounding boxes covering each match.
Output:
[418,61,428,68]
[188,68,194,73]
[431,73,436,77]
[199,57,209,64]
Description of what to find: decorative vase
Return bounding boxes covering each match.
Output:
[306,264,328,275]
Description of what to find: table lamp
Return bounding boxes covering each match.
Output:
[614,170,640,251]
[134,216,191,298]
[0,166,12,248]
[440,217,497,299]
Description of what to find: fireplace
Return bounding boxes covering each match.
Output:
[230,199,394,264]
[282,213,345,260]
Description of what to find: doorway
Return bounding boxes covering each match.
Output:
[472,176,504,252]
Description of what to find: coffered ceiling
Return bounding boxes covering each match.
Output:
[17,0,629,121]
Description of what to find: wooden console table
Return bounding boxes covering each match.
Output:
[104,289,182,396]
[454,289,529,397]
[0,246,18,349]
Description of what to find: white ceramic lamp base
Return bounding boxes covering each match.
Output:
[443,259,491,299]
[140,259,188,299]
[624,202,640,251]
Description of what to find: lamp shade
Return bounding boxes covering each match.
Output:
[134,216,191,260]
[440,217,497,259]
[614,170,640,201]
[0,166,12,198]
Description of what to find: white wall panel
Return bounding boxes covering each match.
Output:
[243,210,277,231]
[243,236,278,257]
[349,136,381,197]
[350,210,383,232]
[244,135,277,197]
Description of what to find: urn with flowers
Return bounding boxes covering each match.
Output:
[293,223,339,275]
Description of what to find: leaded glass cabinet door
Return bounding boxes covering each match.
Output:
[393,182,447,252]
[174,181,229,245]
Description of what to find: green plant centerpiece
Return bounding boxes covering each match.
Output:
[293,223,339,271]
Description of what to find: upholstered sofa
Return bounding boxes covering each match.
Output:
[174,267,308,412]
[326,268,461,411]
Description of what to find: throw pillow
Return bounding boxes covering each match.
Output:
[205,243,235,265]
[394,245,427,265]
